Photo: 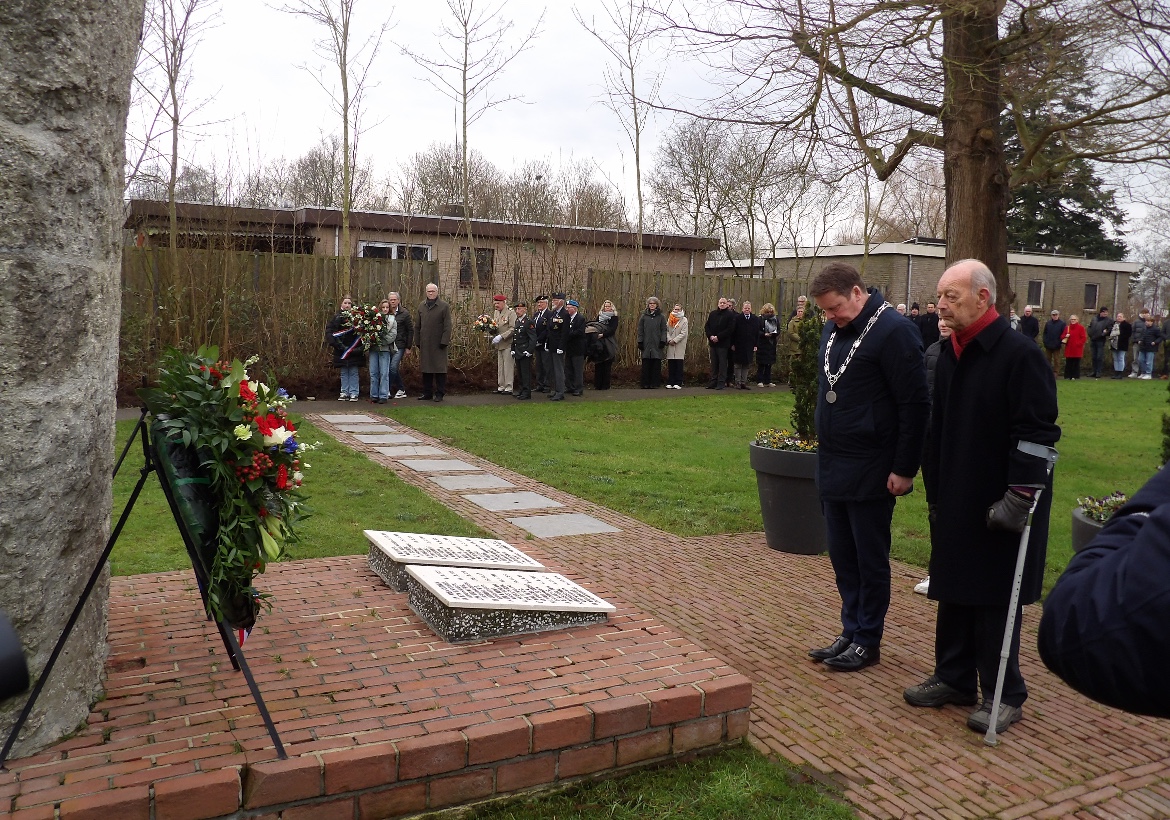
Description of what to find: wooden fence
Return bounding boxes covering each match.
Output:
[119,247,806,392]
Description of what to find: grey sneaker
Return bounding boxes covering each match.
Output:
[904,675,977,708]
[348,394,359,401]
[967,701,1023,733]
[394,390,407,399]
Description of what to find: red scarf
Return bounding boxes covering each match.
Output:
[951,306,1000,358]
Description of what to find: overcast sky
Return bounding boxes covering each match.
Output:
[166,0,716,199]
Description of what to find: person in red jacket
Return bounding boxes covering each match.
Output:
[1061,313,1088,379]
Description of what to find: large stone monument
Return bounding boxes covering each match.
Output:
[0,1,143,755]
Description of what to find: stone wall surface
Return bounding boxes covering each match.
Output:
[0,0,143,755]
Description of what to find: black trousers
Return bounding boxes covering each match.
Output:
[666,359,684,386]
[1064,357,1082,379]
[822,497,895,647]
[935,600,1027,707]
[536,348,551,390]
[757,363,773,384]
[550,350,566,396]
[708,346,728,386]
[1090,338,1107,376]
[641,358,661,387]
[567,355,585,393]
[421,372,447,397]
[515,354,532,393]
[594,359,613,390]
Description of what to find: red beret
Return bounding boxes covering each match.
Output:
[492,294,506,301]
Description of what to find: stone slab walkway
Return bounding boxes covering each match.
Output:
[317,410,1170,820]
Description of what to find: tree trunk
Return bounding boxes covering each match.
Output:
[0,0,141,757]
[941,0,1012,311]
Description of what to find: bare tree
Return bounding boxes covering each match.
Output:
[576,0,662,268]
[403,0,543,287]
[658,0,1170,311]
[282,0,391,292]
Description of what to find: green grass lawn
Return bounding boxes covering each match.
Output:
[110,417,485,576]
[466,743,852,820]
[385,379,1166,592]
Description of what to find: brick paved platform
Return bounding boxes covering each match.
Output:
[317,412,1170,820]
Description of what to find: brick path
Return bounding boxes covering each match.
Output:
[318,411,1170,820]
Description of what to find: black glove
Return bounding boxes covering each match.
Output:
[439,343,448,349]
[928,504,938,525]
[986,489,1034,533]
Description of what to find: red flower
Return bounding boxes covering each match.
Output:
[276,464,289,490]
[257,506,268,517]
[239,381,257,402]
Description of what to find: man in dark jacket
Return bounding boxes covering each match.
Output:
[564,300,588,396]
[545,293,568,400]
[1129,309,1149,377]
[510,302,537,400]
[1087,307,1114,378]
[1038,466,1170,719]
[915,302,941,349]
[531,295,550,392]
[415,283,451,402]
[807,263,929,673]
[387,291,412,399]
[1042,309,1066,377]
[730,301,761,389]
[904,259,1060,736]
[704,297,736,389]
[1018,305,1040,343]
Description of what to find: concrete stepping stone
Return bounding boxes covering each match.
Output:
[354,433,418,444]
[429,474,517,491]
[399,459,481,472]
[375,445,448,458]
[338,424,397,433]
[506,513,621,538]
[322,414,380,423]
[463,492,564,512]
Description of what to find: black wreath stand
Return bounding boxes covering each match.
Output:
[0,407,286,768]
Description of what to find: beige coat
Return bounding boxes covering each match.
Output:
[492,307,516,350]
[666,314,689,360]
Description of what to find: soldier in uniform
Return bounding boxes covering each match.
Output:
[564,299,588,396]
[532,295,551,392]
[510,302,537,400]
[546,292,568,400]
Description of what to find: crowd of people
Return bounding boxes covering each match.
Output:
[1038,306,1167,380]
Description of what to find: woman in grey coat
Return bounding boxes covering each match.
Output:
[665,304,689,388]
[636,296,667,388]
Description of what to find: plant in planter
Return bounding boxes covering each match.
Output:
[141,346,316,630]
[749,306,827,554]
[1071,491,1129,553]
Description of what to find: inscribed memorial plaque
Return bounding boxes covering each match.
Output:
[365,530,544,591]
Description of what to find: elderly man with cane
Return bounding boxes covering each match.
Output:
[903,259,1060,736]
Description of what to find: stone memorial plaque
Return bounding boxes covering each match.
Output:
[322,414,379,424]
[428,474,516,491]
[375,445,448,458]
[399,459,480,472]
[338,424,397,433]
[405,566,615,643]
[354,434,419,444]
[463,492,564,512]
[506,513,622,538]
[365,530,544,591]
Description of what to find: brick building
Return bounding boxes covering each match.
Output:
[706,240,1140,319]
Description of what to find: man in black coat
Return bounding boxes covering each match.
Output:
[915,302,941,349]
[807,263,929,673]
[904,259,1060,736]
[563,300,588,396]
[1038,466,1170,719]
[510,302,537,400]
[704,297,736,389]
[531,295,551,392]
[545,293,568,400]
[1041,309,1066,377]
[1087,307,1114,378]
[1017,305,1040,343]
[730,301,761,389]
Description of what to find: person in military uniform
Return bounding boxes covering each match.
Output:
[545,292,568,400]
[532,295,551,392]
[510,302,537,399]
[564,299,588,396]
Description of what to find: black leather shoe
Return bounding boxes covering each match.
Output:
[823,643,879,672]
[808,636,851,661]
[433,394,443,402]
[904,675,977,708]
[549,393,564,401]
[417,395,433,401]
[517,392,531,400]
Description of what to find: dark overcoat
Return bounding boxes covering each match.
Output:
[815,290,929,503]
[924,315,1061,607]
[637,309,667,359]
[730,312,761,365]
[416,298,451,374]
[756,315,779,366]
[1038,466,1170,718]
[326,311,366,368]
[565,311,588,357]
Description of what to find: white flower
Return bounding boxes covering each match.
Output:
[233,424,253,441]
[262,426,293,447]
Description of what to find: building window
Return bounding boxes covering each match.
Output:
[1026,280,1043,307]
[359,241,431,260]
[1083,283,1099,311]
[459,247,494,288]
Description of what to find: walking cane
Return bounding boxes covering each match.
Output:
[985,442,1058,746]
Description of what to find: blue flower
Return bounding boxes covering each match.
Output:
[276,387,289,398]
[282,437,299,454]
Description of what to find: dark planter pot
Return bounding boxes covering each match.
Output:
[749,443,827,555]
[1071,508,1104,553]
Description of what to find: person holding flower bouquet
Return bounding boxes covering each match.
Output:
[326,295,366,401]
[491,294,517,394]
[368,299,398,403]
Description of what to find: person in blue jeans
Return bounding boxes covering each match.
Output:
[326,295,364,401]
[387,292,413,399]
[367,299,397,403]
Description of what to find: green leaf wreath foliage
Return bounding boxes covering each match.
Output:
[140,346,314,622]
